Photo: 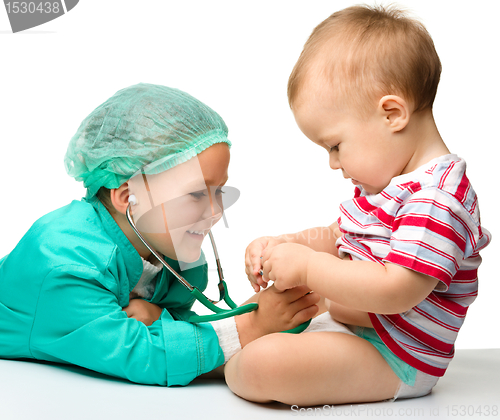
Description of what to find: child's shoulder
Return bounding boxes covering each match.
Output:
[20,200,118,268]
[365,154,480,225]
[382,154,471,205]
[418,155,478,214]
[385,155,485,235]
[35,199,99,226]
[32,200,104,239]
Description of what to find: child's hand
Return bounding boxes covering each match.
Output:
[245,236,288,292]
[123,299,162,326]
[261,243,314,291]
[256,284,319,333]
[237,284,320,346]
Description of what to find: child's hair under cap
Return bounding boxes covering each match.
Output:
[64,83,231,198]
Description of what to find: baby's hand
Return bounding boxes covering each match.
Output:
[261,243,315,291]
[123,299,162,326]
[245,236,288,292]
[254,284,319,335]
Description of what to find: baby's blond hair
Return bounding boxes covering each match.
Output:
[288,4,441,114]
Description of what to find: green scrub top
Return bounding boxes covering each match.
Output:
[0,196,225,386]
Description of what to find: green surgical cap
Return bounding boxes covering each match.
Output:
[64,83,231,198]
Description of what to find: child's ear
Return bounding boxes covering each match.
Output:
[378,95,410,133]
[109,183,130,215]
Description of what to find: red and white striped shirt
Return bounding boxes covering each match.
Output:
[337,154,491,376]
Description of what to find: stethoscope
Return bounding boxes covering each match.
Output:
[126,196,310,333]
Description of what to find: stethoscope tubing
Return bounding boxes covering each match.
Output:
[126,204,258,320]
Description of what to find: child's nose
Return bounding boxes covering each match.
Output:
[202,188,223,220]
[329,153,341,170]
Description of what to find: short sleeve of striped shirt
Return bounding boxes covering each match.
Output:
[383,187,479,290]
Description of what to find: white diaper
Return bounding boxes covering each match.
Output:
[393,369,439,400]
[303,311,356,335]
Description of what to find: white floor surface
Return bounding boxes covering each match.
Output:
[1,349,498,420]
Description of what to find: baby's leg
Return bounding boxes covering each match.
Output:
[225,331,400,406]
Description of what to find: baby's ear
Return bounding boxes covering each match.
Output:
[378,95,410,133]
[109,183,130,215]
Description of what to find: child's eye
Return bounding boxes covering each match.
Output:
[329,144,339,153]
[215,188,225,196]
[190,191,207,199]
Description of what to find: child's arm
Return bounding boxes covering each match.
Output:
[124,286,320,346]
[326,300,373,328]
[235,285,319,347]
[123,299,162,325]
[262,243,439,315]
[309,254,439,314]
[245,221,341,292]
[280,222,341,255]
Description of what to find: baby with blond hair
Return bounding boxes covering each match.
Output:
[225,5,491,405]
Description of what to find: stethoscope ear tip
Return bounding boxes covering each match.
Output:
[128,194,137,206]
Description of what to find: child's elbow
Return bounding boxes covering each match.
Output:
[376,294,415,315]
[379,300,415,315]
[379,266,440,314]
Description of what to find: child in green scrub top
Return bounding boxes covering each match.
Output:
[0,83,319,386]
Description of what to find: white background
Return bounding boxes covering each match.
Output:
[0,0,498,349]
